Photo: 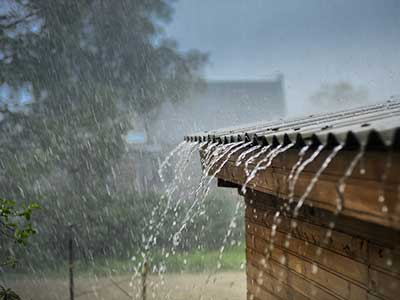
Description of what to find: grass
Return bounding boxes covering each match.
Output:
[79,244,246,275]
[159,244,245,273]
[3,245,246,279]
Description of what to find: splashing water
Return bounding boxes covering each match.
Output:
[158,141,187,183]
[208,141,252,181]
[377,152,392,214]
[293,144,344,217]
[151,142,201,239]
[269,144,343,268]
[173,141,249,246]
[313,145,366,261]
[244,145,271,176]
[235,144,262,167]
[205,199,244,285]
[286,144,325,209]
[287,145,310,197]
[129,141,199,291]
[271,144,325,252]
[134,138,369,297]
[335,145,365,214]
[167,142,234,247]
[204,142,244,176]
[266,145,311,253]
[241,143,295,194]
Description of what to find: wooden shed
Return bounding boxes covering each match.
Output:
[185,101,400,300]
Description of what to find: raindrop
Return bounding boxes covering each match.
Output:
[311,263,319,274]
[386,258,393,267]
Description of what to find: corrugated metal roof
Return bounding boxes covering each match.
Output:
[184,100,400,151]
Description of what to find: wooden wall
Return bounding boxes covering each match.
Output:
[210,149,400,230]
[245,189,400,300]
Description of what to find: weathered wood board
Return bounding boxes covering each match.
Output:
[203,148,400,229]
[199,143,400,299]
[245,191,400,300]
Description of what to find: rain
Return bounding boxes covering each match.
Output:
[1,1,400,300]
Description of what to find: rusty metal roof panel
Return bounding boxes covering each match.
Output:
[185,100,400,151]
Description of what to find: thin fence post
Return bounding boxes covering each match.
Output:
[142,259,148,300]
[69,225,74,300]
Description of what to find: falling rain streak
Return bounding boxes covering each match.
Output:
[147,133,398,294]
[2,2,399,299]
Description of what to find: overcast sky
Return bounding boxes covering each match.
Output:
[166,0,400,115]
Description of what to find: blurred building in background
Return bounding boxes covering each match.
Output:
[122,75,286,194]
[155,74,286,144]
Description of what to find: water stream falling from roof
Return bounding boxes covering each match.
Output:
[378,152,392,215]
[241,143,295,195]
[127,130,399,298]
[244,145,271,176]
[173,141,248,247]
[286,144,325,209]
[235,144,262,167]
[275,144,344,262]
[129,141,200,292]
[310,145,366,266]
[293,144,344,218]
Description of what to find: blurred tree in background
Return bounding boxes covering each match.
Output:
[0,198,39,267]
[0,197,39,296]
[0,0,209,267]
[309,81,369,111]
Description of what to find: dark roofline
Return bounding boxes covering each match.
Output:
[184,100,400,152]
[205,75,283,85]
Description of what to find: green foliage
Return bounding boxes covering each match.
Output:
[7,245,245,278]
[3,191,243,273]
[0,0,206,198]
[0,198,39,266]
[0,286,21,300]
[0,198,39,300]
[0,0,207,273]
[160,245,245,273]
[179,192,244,250]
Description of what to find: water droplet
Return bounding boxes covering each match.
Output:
[260,258,267,266]
[291,220,297,228]
[311,263,319,274]
[280,255,286,264]
[386,258,393,267]
[172,232,181,247]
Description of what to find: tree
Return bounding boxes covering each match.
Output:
[308,81,368,111]
[0,197,39,298]
[0,0,207,263]
[0,198,39,266]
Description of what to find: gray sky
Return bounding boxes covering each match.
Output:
[166,0,400,115]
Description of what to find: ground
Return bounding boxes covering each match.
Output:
[5,272,245,300]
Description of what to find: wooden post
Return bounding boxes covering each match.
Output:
[69,225,74,300]
[142,259,148,300]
